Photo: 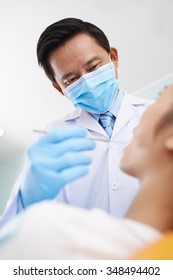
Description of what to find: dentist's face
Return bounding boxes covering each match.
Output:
[120,85,173,178]
[49,33,119,93]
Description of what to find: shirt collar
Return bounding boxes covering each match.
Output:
[91,89,124,121]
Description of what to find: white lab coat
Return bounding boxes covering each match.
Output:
[0,92,153,226]
[49,92,153,216]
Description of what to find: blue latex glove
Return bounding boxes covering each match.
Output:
[20,126,95,208]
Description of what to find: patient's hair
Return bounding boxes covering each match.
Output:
[37,17,110,83]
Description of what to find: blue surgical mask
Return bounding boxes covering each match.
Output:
[63,62,119,114]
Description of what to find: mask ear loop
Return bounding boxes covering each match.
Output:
[109,58,118,80]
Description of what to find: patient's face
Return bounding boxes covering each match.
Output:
[120,85,173,178]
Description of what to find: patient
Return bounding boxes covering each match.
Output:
[0,85,172,259]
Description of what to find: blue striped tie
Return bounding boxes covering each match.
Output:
[99,111,115,138]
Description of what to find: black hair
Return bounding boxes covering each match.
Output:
[37,17,110,82]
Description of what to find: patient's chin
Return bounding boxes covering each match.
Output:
[119,158,130,174]
[119,159,137,178]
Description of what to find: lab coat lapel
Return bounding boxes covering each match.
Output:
[66,109,106,136]
[112,93,136,136]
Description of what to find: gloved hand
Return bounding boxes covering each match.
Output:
[20,126,95,208]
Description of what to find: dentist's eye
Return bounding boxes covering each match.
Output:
[64,77,79,86]
[88,64,100,72]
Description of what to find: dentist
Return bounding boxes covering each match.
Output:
[0,18,152,226]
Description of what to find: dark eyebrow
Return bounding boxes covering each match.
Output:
[84,55,101,67]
